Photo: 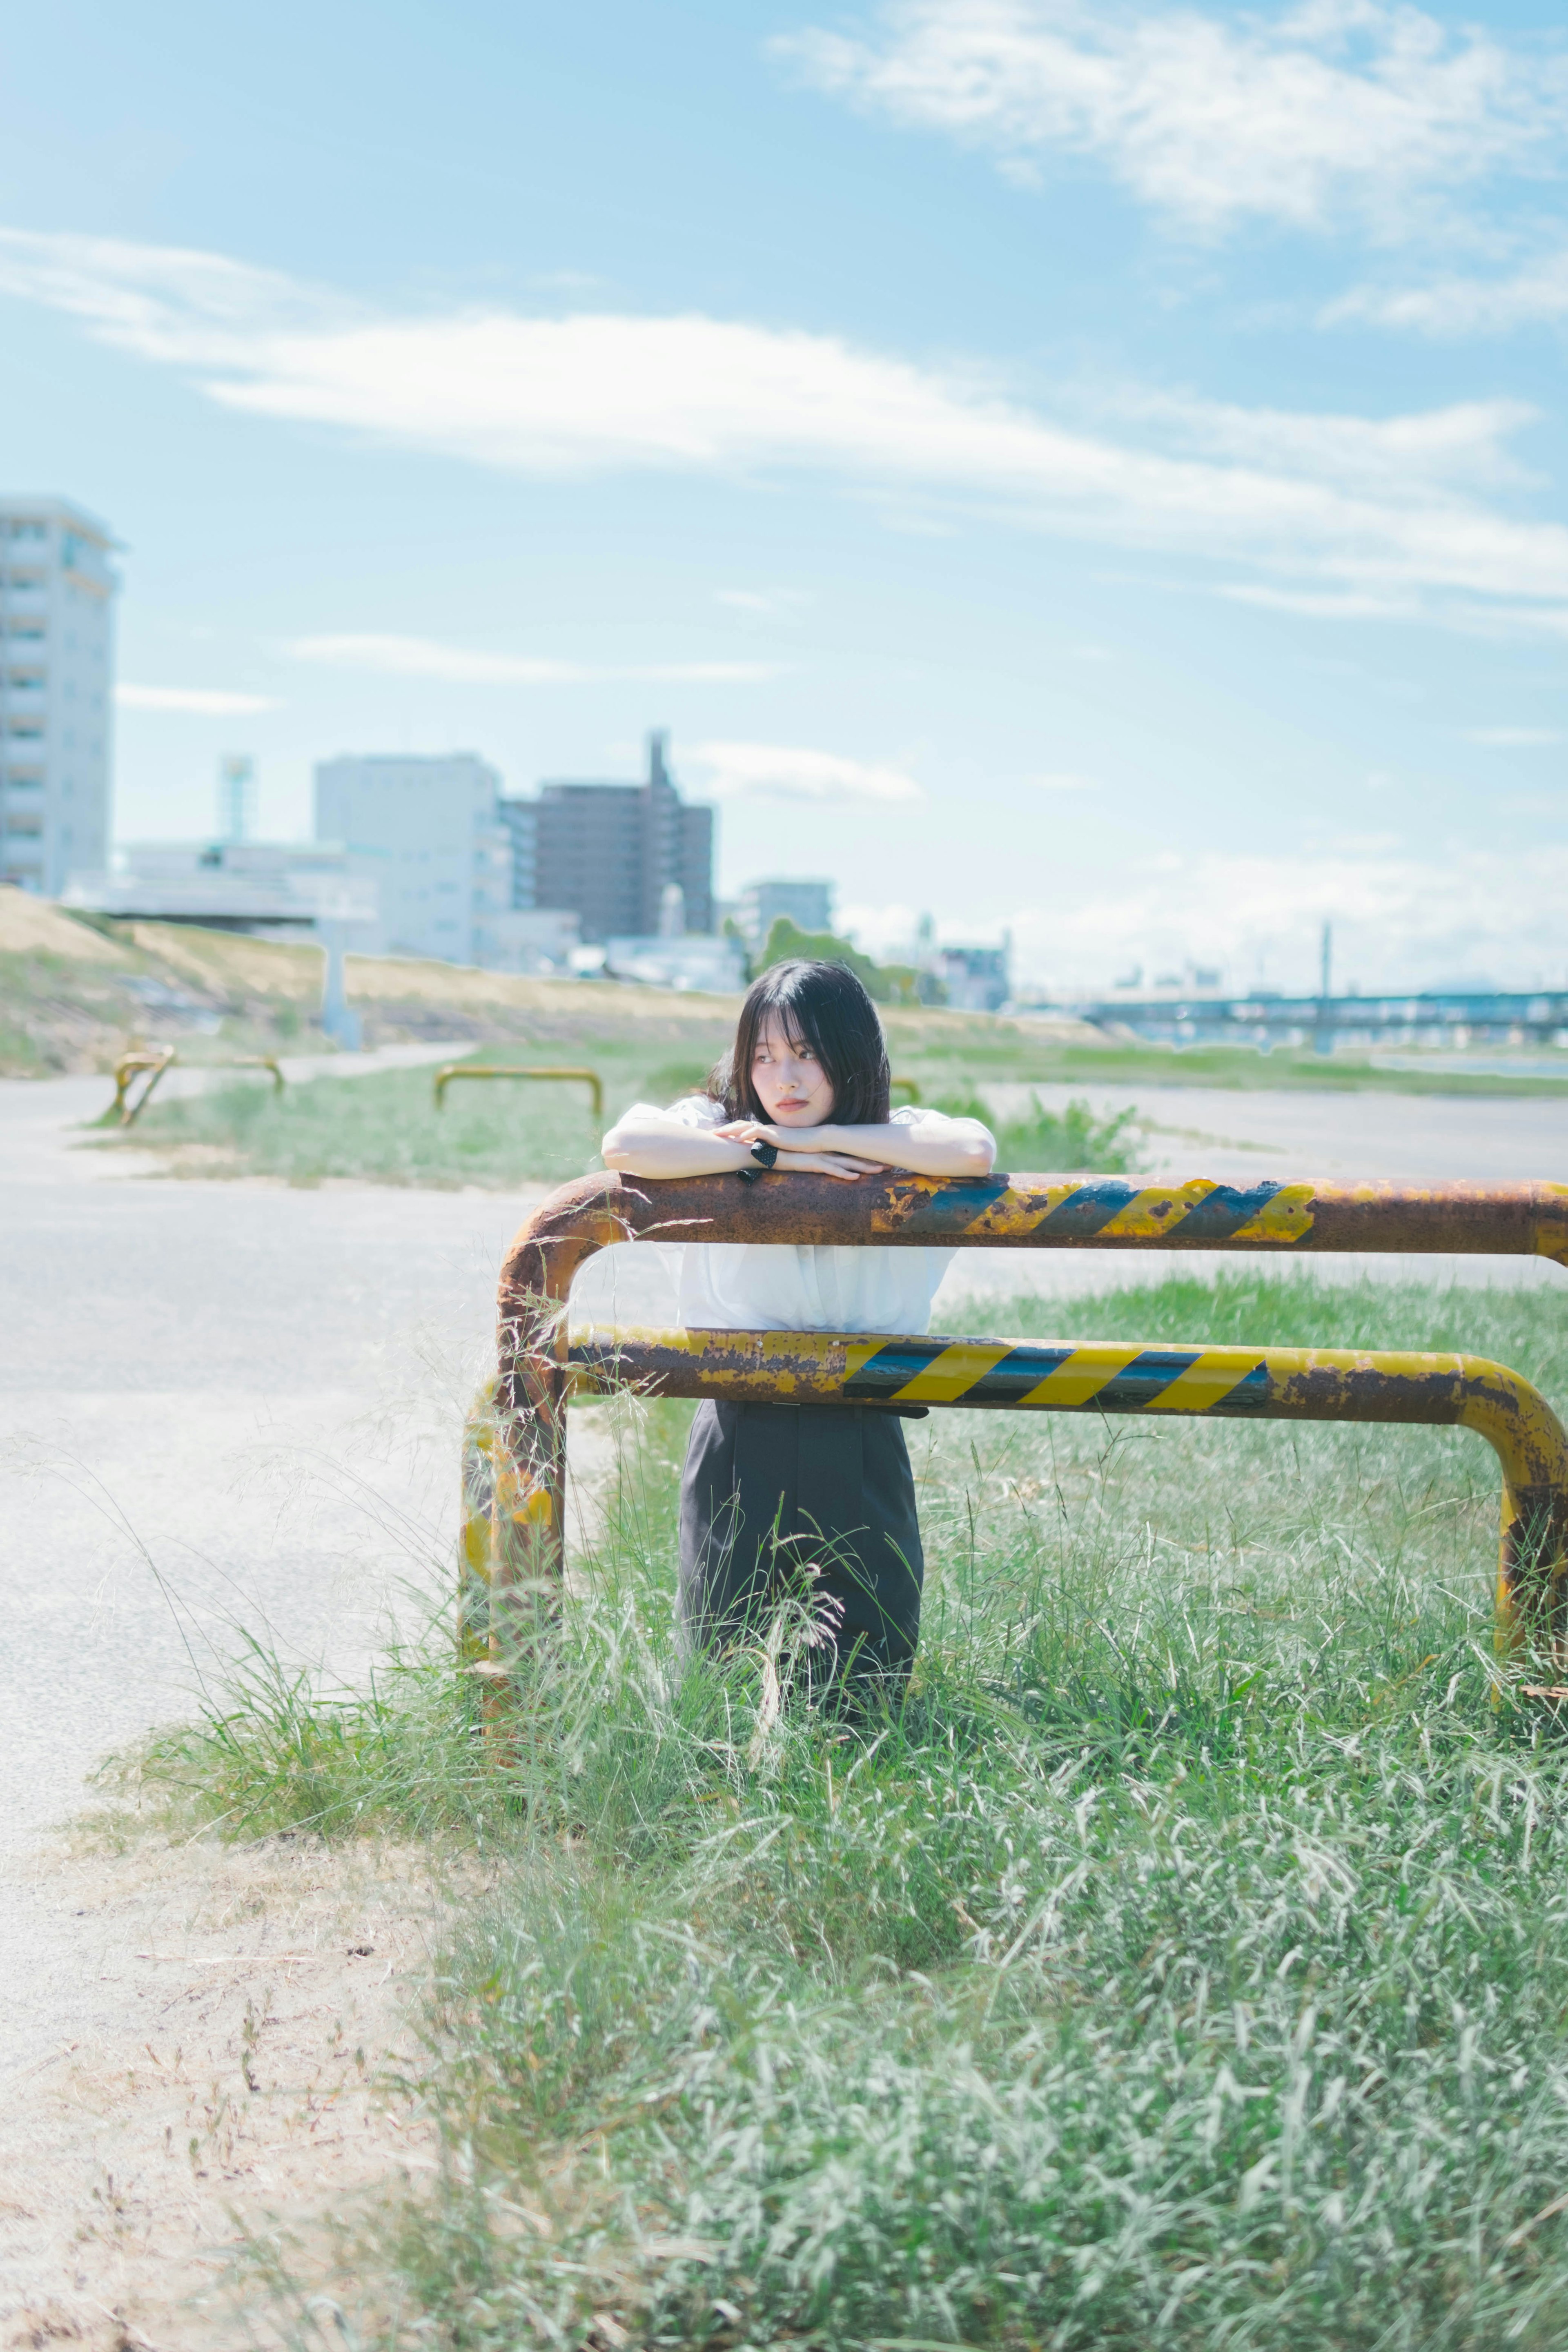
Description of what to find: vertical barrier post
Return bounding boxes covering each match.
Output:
[318,917,362,1051]
[480,1281,568,1724]
[488,1188,636,1710]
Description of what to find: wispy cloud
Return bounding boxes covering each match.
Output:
[1328,249,1568,336]
[115,682,277,714]
[285,632,775,684]
[1027,771,1096,790]
[776,0,1568,237]
[1466,724,1565,746]
[716,587,812,617]
[691,740,924,802]
[1115,386,1539,494]
[4,227,1568,630]
[1220,582,1424,620]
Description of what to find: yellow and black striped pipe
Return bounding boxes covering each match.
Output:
[562,1325,1568,1649]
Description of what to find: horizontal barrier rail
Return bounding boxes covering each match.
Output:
[108,1045,285,1127]
[498,1170,1568,1323]
[435,1063,604,1118]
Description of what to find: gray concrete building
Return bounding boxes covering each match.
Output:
[502,732,713,942]
[0,497,117,895]
[938,941,1012,1013]
[737,876,834,947]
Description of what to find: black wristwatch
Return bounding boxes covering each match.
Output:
[737,1137,779,1183]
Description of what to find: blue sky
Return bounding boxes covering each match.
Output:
[2,0,1566,990]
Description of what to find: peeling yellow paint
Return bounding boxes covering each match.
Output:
[1231,1184,1317,1244]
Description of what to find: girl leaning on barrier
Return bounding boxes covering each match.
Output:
[601,958,996,1708]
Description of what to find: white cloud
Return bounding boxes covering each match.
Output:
[5,226,1568,629]
[1466,724,1565,746]
[1002,842,1568,991]
[846,846,1568,989]
[285,632,775,684]
[1328,249,1568,336]
[115,682,277,714]
[838,901,921,957]
[777,0,1567,236]
[692,740,924,802]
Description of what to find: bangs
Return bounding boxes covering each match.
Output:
[754,1000,815,1057]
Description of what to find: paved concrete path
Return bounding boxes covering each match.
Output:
[0,1077,541,2100]
[1,1069,1562,2100]
[0,1077,529,1853]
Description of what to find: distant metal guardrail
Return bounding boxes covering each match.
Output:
[109,1045,285,1127]
[434,1063,604,1119]
[1066,987,1568,1053]
[463,1167,1568,1699]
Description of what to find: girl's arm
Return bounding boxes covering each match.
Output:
[714,1116,996,1180]
[601,1105,873,1181]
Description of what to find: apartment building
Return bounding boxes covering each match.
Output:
[500,731,713,942]
[0,498,117,894]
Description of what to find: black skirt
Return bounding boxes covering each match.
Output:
[677,1399,924,1701]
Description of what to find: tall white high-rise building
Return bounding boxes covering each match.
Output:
[314,752,514,966]
[0,498,118,895]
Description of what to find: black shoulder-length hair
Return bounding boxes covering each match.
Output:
[710,959,891,1125]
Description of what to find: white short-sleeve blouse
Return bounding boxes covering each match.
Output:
[622,1096,996,1336]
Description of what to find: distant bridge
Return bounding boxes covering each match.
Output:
[1058,989,1568,1054]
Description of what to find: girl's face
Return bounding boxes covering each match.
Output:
[751,1018,835,1125]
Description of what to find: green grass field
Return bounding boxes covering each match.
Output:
[111,1055,1148,1186]
[128,1270,1568,2348]
[1009,1038,1568,1097]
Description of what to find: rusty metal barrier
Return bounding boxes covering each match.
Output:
[108,1045,285,1127]
[466,1166,1568,1688]
[109,1045,176,1125]
[434,1063,604,1118]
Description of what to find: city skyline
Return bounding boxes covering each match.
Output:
[2,2,1566,993]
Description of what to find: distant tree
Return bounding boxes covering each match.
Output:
[756,917,947,1007]
[719,914,754,984]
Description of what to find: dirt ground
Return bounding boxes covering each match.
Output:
[0,1828,448,2350]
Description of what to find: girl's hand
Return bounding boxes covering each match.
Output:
[713,1118,816,1150]
[775,1150,884,1181]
